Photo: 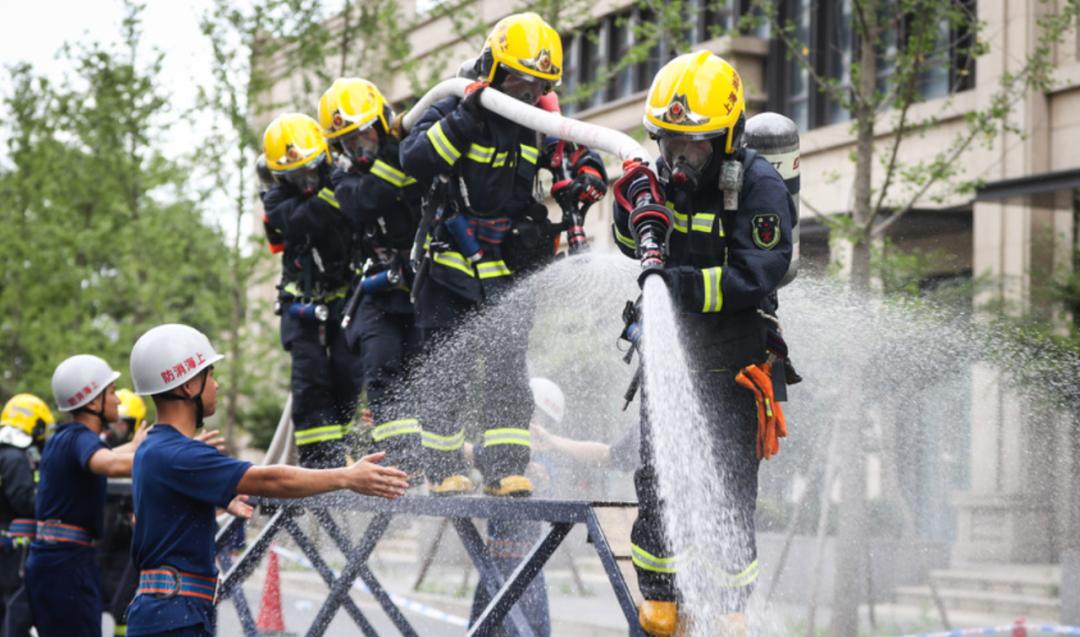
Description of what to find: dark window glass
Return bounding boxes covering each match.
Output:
[917,17,952,100]
[580,26,606,110]
[610,14,634,99]
[785,0,811,130]
[825,0,852,124]
[636,8,663,94]
[562,33,579,115]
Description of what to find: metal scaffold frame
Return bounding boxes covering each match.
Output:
[213,493,647,637]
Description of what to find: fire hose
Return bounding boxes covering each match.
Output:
[399,78,654,165]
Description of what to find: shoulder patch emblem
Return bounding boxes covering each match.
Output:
[751,213,781,250]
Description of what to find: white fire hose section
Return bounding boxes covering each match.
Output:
[400,78,654,165]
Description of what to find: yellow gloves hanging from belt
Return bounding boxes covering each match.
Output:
[735,362,787,460]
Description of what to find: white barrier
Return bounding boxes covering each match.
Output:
[893,621,1080,637]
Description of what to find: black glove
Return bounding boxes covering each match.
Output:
[572,166,607,203]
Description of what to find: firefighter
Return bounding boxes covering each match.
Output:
[262,113,365,468]
[611,51,796,636]
[319,78,425,479]
[102,388,145,447]
[100,388,146,637]
[400,12,607,496]
[0,394,51,637]
[25,355,146,637]
[124,323,407,636]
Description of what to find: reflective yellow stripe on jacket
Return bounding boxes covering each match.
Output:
[476,260,511,280]
[370,160,416,187]
[519,144,539,165]
[701,266,723,313]
[318,188,340,209]
[467,144,495,163]
[426,121,461,166]
[433,251,475,277]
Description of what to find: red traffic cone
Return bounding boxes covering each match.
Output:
[1012,617,1027,637]
[256,549,285,634]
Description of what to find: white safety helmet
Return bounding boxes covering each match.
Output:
[530,377,565,424]
[51,354,121,412]
[131,324,224,396]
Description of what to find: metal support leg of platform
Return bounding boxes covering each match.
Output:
[212,494,646,637]
[281,513,381,636]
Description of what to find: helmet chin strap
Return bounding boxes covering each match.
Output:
[159,370,209,429]
[77,397,109,430]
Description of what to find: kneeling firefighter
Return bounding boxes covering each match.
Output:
[263,113,365,468]
[612,51,797,636]
[400,12,607,496]
[319,77,425,478]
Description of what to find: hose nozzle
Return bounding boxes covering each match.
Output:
[629,204,673,273]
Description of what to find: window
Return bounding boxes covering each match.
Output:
[769,0,977,131]
[825,0,853,124]
[579,26,607,110]
[610,15,635,100]
[562,33,580,115]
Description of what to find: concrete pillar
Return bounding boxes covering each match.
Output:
[952,0,1059,565]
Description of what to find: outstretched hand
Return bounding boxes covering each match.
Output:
[226,495,254,519]
[343,452,409,499]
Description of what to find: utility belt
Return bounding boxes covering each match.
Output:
[277,281,349,325]
[137,567,218,602]
[34,520,93,546]
[0,518,37,551]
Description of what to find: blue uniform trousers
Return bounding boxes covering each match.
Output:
[25,545,101,637]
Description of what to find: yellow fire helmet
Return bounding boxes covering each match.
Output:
[263,113,331,174]
[482,12,563,84]
[116,388,147,424]
[0,393,55,442]
[318,78,391,140]
[644,50,746,153]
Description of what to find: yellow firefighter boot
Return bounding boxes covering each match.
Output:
[483,475,533,497]
[429,474,474,495]
[638,600,678,636]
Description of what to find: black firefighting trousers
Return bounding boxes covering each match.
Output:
[414,278,533,487]
[356,296,424,476]
[631,371,762,613]
[280,297,364,468]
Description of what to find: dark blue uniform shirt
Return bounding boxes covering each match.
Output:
[34,422,107,539]
[126,425,252,636]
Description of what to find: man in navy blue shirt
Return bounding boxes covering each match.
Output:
[25,355,147,637]
[126,324,409,637]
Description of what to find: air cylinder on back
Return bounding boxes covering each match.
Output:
[744,112,800,285]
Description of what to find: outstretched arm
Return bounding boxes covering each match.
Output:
[237,452,408,500]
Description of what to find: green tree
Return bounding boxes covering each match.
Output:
[0,3,231,412]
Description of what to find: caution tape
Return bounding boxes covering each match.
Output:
[893,622,1080,637]
[270,545,470,628]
